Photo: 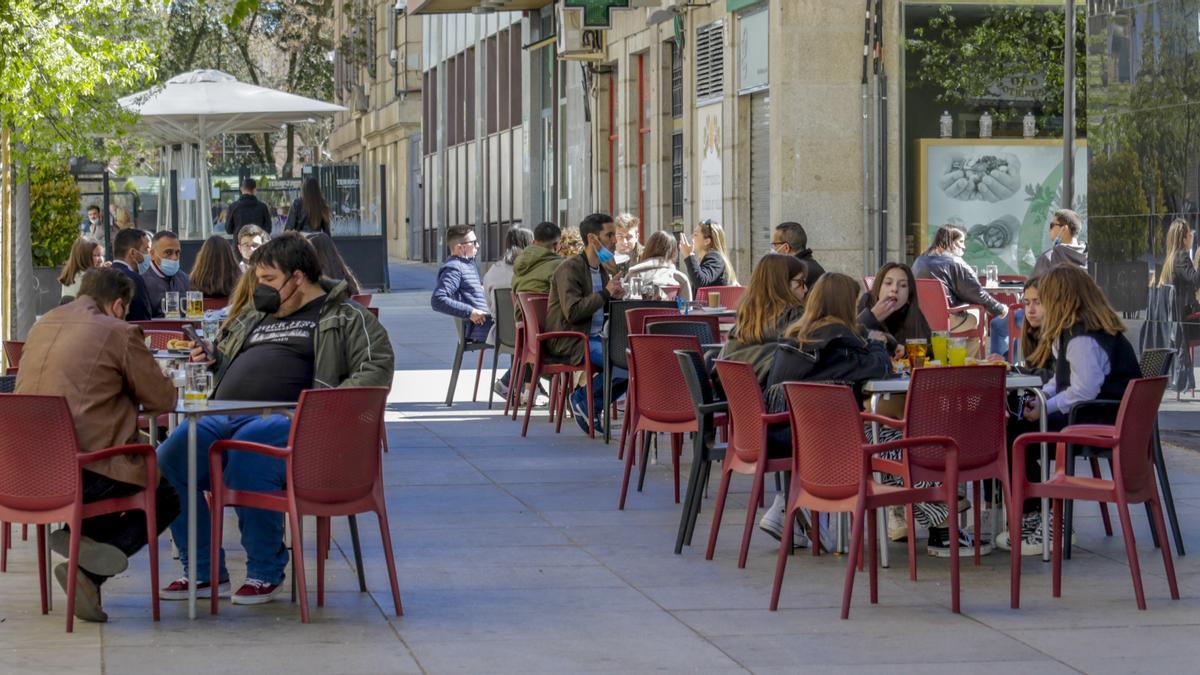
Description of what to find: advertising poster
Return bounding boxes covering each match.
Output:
[696,103,723,225]
[917,139,1087,276]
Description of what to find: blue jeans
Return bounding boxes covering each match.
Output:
[989,309,1024,358]
[157,414,292,584]
[570,335,627,418]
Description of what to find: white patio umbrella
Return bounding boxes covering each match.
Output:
[118,69,346,238]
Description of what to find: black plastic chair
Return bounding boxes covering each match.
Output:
[444,318,490,407]
[647,319,717,345]
[488,288,518,410]
[0,375,14,393]
[602,299,676,443]
[1064,348,1185,557]
[673,349,728,555]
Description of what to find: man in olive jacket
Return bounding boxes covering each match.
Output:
[546,213,626,433]
[156,233,393,605]
[512,221,564,296]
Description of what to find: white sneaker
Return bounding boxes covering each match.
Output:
[493,380,510,398]
[758,494,809,548]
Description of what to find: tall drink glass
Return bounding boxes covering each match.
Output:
[930,330,950,362]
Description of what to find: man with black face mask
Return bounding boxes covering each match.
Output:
[155,232,393,607]
[17,267,179,624]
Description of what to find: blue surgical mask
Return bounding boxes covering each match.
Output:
[137,252,151,275]
[159,258,180,277]
[596,244,614,264]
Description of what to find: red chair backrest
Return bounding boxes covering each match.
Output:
[784,382,868,501]
[904,365,1007,472]
[628,335,701,425]
[2,340,23,370]
[367,306,380,318]
[0,394,81,511]
[714,359,770,464]
[288,387,388,504]
[202,297,228,311]
[625,307,681,335]
[517,293,550,359]
[351,294,373,306]
[695,286,745,308]
[1113,376,1169,490]
[144,330,185,350]
[915,278,955,331]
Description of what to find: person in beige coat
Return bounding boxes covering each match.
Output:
[16,267,179,623]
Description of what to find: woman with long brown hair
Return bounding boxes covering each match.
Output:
[284,177,332,235]
[1158,218,1200,392]
[189,235,242,300]
[717,254,806,385]
[857,262,930,359]
[625,230,691,300]
[59,236,105,298]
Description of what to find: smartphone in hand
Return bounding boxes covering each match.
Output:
[181,324,213,360]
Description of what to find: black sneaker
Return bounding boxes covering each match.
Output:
[569,391,592,434]
[927,527,992,558]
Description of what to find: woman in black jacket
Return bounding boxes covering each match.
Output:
[284,177,332,235]
[1158,218,1199,391]
[717,254,807,387]
[680,219,737,296]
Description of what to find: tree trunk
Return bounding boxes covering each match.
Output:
[13,173,35,340]
[284,124,295,178]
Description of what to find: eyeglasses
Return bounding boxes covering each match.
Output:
[789,277,805,288]
[771,240,788,250]
[461,238,478,246]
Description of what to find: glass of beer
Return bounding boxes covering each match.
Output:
[948,338,968,366]
[183,362,212,408]
[905,338,928,369]
[186,291,204,319]
[986,264,999,287]
[930,330,950,363]
[161,292,181,319]
[707,291,721,309]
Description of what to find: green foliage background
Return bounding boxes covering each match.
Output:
[29,165,83,267]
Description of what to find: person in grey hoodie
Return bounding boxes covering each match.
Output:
[1031,209,1088,278]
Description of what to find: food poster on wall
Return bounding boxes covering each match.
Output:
[696,103,723,225]
[917,139,1087,276]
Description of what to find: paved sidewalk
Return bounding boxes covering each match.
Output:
[2,261,1199,674]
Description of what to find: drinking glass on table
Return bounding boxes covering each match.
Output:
[707,291,721,309]
[161,291,181,318]
[947,338,968,366]
[182,362,212,408]
[905,338,928,369]
[201,312,221,347]
[185,291,204,319]
[930,330,950,362]
[985,264,999,287]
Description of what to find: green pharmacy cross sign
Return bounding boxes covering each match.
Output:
[562,0,632,29]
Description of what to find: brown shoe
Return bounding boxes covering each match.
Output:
[54,563,107,623]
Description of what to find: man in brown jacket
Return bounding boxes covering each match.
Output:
[546,213,626,434]
[16,267,180,623]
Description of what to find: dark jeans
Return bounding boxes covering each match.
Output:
[1006,407,1068,514]
[74,469,181,586]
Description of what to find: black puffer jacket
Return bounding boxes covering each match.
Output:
[764,322,891,411]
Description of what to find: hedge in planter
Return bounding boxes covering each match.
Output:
[31,164,83,268]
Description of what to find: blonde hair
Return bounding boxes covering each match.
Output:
[1158,218,1190,287]
[783,272,861,344]
[558,227,584,257]
[1028,266,1125,368]
[614,213,640,232]
[735,254,806,343]
[223,267,258,329]
[114,206,133,229]
[698,220,738,285]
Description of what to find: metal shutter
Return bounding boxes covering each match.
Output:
[750,91,771,258]
[695,22,724,103]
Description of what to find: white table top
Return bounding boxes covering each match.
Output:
[167,399,298,416]
[865,373,1043,394]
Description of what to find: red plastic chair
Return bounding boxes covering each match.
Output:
[506,290,538,420]
[201,297,228,311]
[208,387,402,623]
[772,383,961,617]
[695,286,745,309]
[619,335,701,509]
[708,360,793,568]
[351,294,373,307]
[1010,376,1179,610]
[624,307,682,336]
[517,292,596,438]
[0,394,160,632]
[142,330,185,351]
[645,315,721,343]
[915,278,987,356]
[2,340,22,375]
[864,365,1011,571]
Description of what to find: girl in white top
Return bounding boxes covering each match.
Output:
[59,236,106,298]
[625,230,692,300]
[482,226,534,344]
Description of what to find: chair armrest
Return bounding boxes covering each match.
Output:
[1067,399,1120,424]
[534,330,589,344]
[78,444,156,465]
[1012,430,1118,477]
[861,412,904,429]
[696,401,728,415]
[762,412,790,425]
[947,302,986,315]
[209,439,291,459]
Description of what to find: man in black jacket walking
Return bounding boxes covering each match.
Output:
[224,178,273,235]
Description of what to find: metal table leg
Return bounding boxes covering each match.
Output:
[187,413,198,619]
[870,393,889,568]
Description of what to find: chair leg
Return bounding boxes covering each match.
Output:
[738,464,766,569]
[1063,446,1077,560]
[636,431,653,493]
[769,505,797,611]
[520,363,542,437]
[65,519,82,633]
[316,517,329,608]
[1010,484,1023,609]
[868,507,879,605]
[22,524,27,541]
[36,524,47,614]
[1052,498,1064,598]
[1149,496,1181,600]
[289,509,310,623]
[841,502,868,620]
[144,490,160,622]
[705,468,733,561]
[445,342,465,407]
[1153,425,1186,556]
[1115,501,1147,610]
[584,373,596,440]
[1090,457,1113,536]
[472,349,486,402]
[488,346,501,410]
[946,483,961,614]
[1,522,8,572]
[675,454,705,555]
[973,481,983,566]
[618,429,640,510]
[211,490,224,616]
[671,433,682,505]
[375,506,404,616]
[907,504,917,581]
[347,515,367,592]
[618,392,634,461]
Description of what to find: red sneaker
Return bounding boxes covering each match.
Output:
[231,578,285,605]
[160,577,230,600]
